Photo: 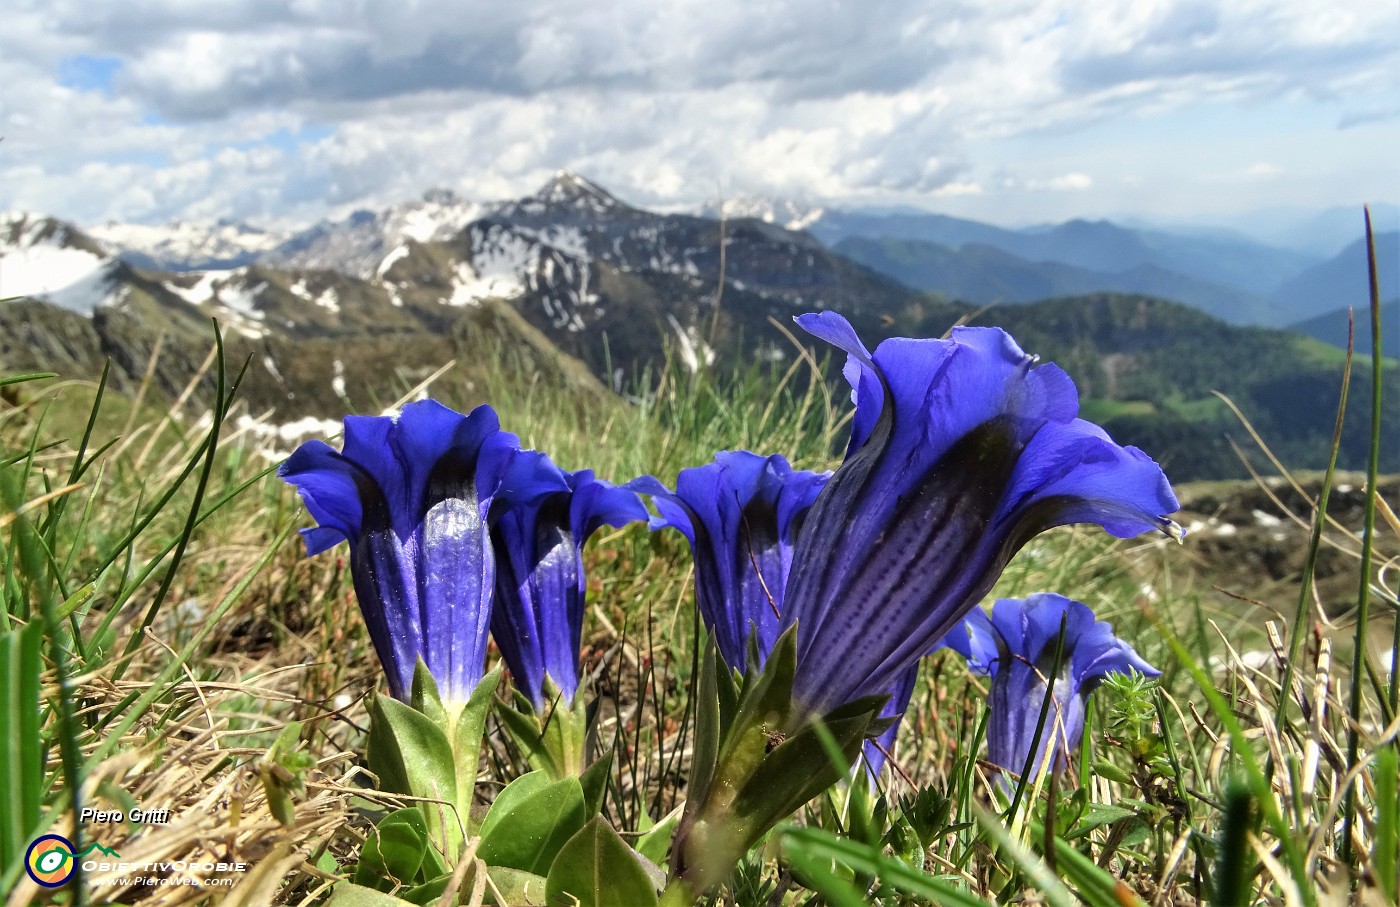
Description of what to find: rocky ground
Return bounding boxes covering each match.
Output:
[1173,471,1398,661]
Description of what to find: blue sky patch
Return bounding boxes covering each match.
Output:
[57,55,122,95]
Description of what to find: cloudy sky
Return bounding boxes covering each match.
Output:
[2,0,1396,230]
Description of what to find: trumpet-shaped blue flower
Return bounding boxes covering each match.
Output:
[782,312,1180,714]
[279,400,566,703]
[646,451,829,670]
[646,453,917,778]
[944,593,1160,778]
[490,468,649,709]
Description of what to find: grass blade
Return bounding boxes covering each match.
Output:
[1342,207,1385,867]
[0,622,43,881]
[780,825,987,907]
[1374,744,1398,902]
[1215,779,1256,907]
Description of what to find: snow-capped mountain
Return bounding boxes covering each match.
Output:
[492,170,636,223]
[1,211,129,314]
[89,218,287,271]
[11,170,911,390]
[6,175,1394,482]
[269,188,488,277]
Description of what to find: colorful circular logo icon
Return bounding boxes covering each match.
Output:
[25,834,76,888]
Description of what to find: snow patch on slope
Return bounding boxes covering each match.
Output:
[1,211,120,313]
[1,245,109,306]
[165,269,268,337]
[377,244,411,278]
[233,414,344,460]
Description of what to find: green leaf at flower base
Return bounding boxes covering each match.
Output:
[366,695,456,802]
[353,808,446,891]
[409,659,447,730]
[667,627,887,902]
[670,628,804,885]
[728,693,887,849]
[686,641,723,812]
[447,666,502,838]
[324,882,419,907]
[453,665,501,801]
[485,867,549,906]
[476,775,588,876]
[635,805,682,868]
[546,816,660,907]
[399,874,451,905]
[368,820,424,884]
[579,749,613,817]
[365,697,463,858]
[478,771,550,842]
[498,676,590,780]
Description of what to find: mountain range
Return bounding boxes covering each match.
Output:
[41,177,1398,335]
[2,173,1395,479]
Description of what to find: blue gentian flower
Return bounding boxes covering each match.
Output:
[649,453,923,779]
[490,468,649,710]
[279,400,566,704]
[781,312,1180,714]
[646,451,829,670]
[944,593,1160,778]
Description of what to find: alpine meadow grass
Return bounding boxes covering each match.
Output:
[1,241,1395,907]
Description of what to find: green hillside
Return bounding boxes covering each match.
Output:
[916,294,1397,480]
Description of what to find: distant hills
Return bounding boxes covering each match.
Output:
[810,209,1317,296]
[1290,301,1400,358]
[2,176,1396,480]
[930,295,1396,482]
[831,235,1279,324]
[1245,202,1400,256]
[1269,232,1400,326]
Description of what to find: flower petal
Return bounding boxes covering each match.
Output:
[279,440,374,553]
[1000,419,1181,540]
[491,465,648,708]
[783,313,1178,713]
[974,594,1160,777]
[937,607,998,675]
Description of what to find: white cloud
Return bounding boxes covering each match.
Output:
[932,182,984,197]
[1245,162,1285,179]
[1045,173,1094,191]
[0,0,1394,226]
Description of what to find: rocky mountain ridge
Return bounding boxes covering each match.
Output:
[1,174,929,421]
[3,178,1395,480]
[61,172,1393,331]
